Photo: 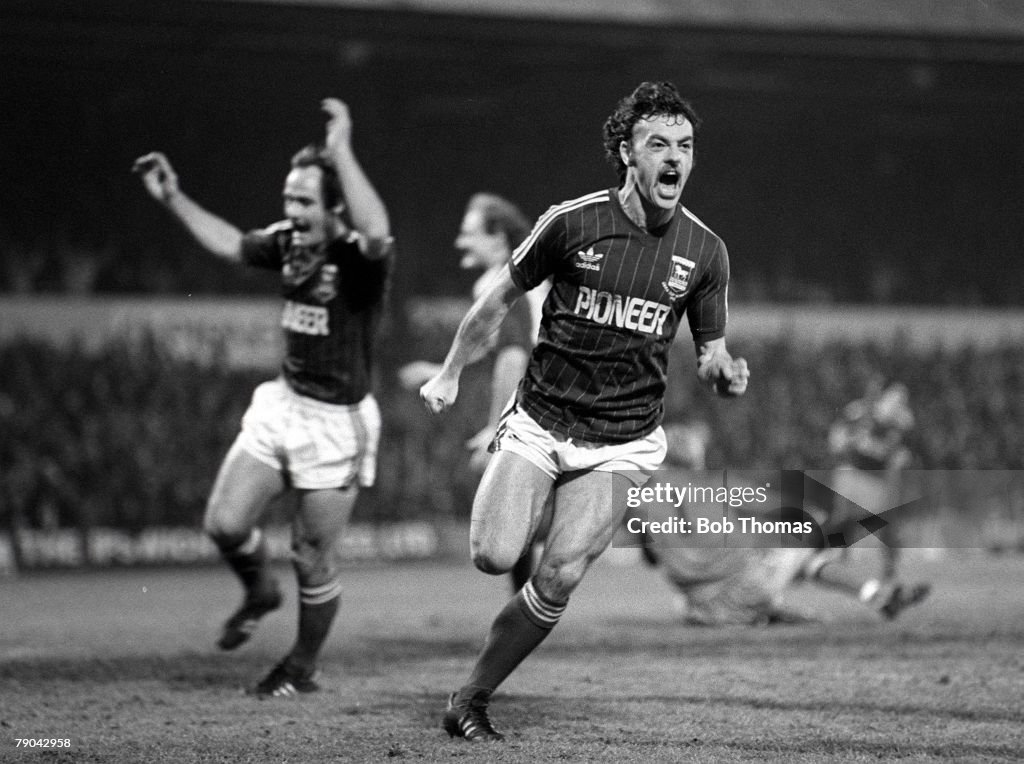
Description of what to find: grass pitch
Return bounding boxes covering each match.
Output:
[2,550,1022,763]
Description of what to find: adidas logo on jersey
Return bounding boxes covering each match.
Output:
[575,246,604,271]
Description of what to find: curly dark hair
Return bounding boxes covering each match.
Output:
[602,81,701,183]
[290,143,344,210]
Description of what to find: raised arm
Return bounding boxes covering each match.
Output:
[132,152,244,262]
[421,266,525,414]
[321,98,391,258]
[696,337,749,397]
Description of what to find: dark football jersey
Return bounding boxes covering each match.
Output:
[241,222,391,404]
[832,395,914,471]
[509,188,729,443]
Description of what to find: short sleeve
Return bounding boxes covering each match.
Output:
[334,236,392,310]
[686,239,729,344]
[508,207,565,293]
[240,221,289,270]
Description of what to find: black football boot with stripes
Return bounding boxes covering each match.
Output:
[442,690,505,742]
[250,658,321,698]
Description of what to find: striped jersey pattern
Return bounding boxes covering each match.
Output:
[509,188,729,444]
[241,223,391,405]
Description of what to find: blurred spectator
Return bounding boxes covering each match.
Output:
[2,333,1023,565]
[5,230,1024,304]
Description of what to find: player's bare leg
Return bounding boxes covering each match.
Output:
[804,549,930,620]
[444,452,553,741]
[445,466,632,742]
[508,549,535,593]
[468,452,553,575]
[204,442,286,650]
[253,485,357,697]
[876,521,901,581]
[507,495,552,593]
[532,469,632,601]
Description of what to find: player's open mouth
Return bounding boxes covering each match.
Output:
[656,169,681,198]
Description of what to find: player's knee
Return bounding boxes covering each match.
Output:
[471,550,513,576]
[534,555,588,602]
[469,519,532,575]
[469,542,519,576]
[202,509,250,549]
[290,537,333,582]
[292,557,337,587]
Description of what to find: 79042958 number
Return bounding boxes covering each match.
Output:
[16,739,71,748]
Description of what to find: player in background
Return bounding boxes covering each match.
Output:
[421,81,749,741]
[635,419,816,625]
[638,421,930,624]
[399,193,550,592]
[630,418,803,625]
[651,535,931,625]
[828,377,915,580]
[800,376,930,612]
[641,409,928,624]
[133,98,393,697]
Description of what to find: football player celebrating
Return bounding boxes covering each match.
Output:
[134,98,393,697]
[421,81,749,741]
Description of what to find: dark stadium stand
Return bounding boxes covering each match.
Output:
[1,0,1022,303]
[1,1,1021,568]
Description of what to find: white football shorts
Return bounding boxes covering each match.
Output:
[491,401,666,486]
[237,377,381,490]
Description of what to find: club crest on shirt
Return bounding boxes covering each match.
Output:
[282,248,326,287]
[662,256,695,299]
[310,263,339,303]
[575,246,604,271]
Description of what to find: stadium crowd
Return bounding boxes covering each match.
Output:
[0,235,274,296]
[2,331,1022,549]
[4,233,1024,307]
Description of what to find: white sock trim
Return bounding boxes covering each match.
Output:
[300,579,342,606]
[522,580,566,628]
